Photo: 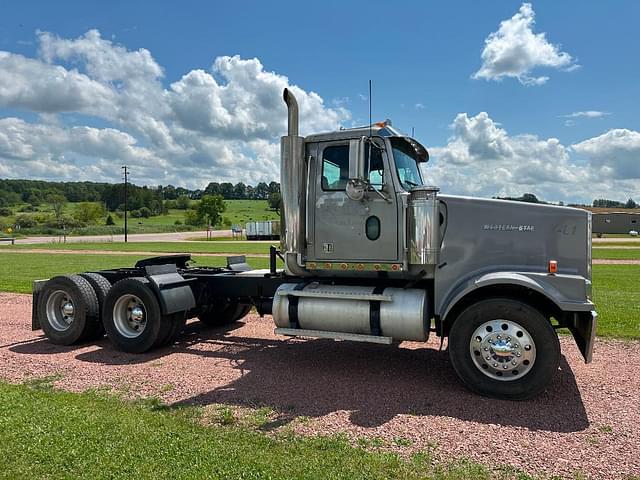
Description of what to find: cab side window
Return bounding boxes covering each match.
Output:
[321,145,349,191]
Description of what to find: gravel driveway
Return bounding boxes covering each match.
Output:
[1,292,638,479]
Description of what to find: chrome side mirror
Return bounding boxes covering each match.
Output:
[346,178,366,201]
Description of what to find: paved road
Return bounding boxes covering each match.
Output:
[593,237,640,243]
[14,230,232,244]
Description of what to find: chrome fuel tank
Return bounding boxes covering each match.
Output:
[272,283,429,342]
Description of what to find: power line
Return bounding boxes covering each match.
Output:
[122,166,129,243]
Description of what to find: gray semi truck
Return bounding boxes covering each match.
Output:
[31,89,596,399]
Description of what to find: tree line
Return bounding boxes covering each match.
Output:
[592,198,638,209]
[0,179,281,212]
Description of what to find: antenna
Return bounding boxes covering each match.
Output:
[368,80,372,139]
[411,126,415,138]
[367,80,372,181]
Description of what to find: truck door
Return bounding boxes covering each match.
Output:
[311,140,398,262]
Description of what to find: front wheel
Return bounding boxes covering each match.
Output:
[448,298,560,400]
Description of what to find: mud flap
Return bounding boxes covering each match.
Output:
[568,310,597,363]
[145,265,196,315]
[31,279,48,331]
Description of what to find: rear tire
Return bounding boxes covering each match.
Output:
[37,275,100,345]
[78,273,111,340]
[158,312,187,346]
[199,301,250,327]
[448,298,560,400]
[102,277,171,353]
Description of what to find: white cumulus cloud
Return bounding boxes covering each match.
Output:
[572,129,640,180]
[473,3,576,86]
[0,30,349,188]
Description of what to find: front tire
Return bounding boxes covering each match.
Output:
[448,298,560,400]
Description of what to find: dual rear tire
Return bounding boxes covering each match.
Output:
[102,278,186,353]
[36,275,102,345]
[37,275,186,353]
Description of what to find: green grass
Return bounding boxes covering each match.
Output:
[223,199,279,225]
[0,253,272,294]
[3,241,275,255]
[592,248,640,260]
[0,381,527,480]
[591,265,640,339]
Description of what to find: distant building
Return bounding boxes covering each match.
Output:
[592,212,640,234]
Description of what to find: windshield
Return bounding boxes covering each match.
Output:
[390,138,424,190]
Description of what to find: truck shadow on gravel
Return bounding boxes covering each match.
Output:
[11,322,589,433]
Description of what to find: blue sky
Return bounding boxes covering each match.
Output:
[0,1,639,203]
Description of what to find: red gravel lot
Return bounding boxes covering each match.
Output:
[1,292,638,479]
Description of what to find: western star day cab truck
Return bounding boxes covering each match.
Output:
[32,89,596,399]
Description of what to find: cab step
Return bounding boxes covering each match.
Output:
[274,327,393,345]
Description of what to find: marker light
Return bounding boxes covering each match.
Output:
[548,260,558,274]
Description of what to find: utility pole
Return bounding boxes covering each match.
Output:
[122,166,129,243]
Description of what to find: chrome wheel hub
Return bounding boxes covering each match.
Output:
[113,295,147,339]
[45,290,75,332]
[469,319,536,381]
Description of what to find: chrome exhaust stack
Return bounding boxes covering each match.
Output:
[281,88,307,275]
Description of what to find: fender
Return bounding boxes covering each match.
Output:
[144,264,196,315]
[440,271,594,321]
[439,271,596,363]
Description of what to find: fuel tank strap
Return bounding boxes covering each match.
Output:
[287,283,307,329]
[369,286,386,336]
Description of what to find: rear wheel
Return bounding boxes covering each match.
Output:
[448,298,560,400]
[102,278,171,353]
[78,273,111,340]
[37,275,100,345]
[158,312,187,346]
[199,300,250,327]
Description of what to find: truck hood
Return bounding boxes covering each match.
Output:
[438,194,591,280]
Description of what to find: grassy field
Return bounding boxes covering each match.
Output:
[0,381,515,480]
[591,265,640,338]
[3,241,275,255]
[592,248,640,260]
[0,240,278,255]
[1,200,279,237]
[0,253,273,294]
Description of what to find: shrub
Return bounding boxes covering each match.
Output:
[19,205,38,212]
[44,215,86,229]
[105,214,115,226]
[184,210,202,226]
[174,219,183,225]
[15,214,37,228]
[139,207,152,218]
[130,209,142,218]
[175,195,191,210]
[0,207,12,216]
